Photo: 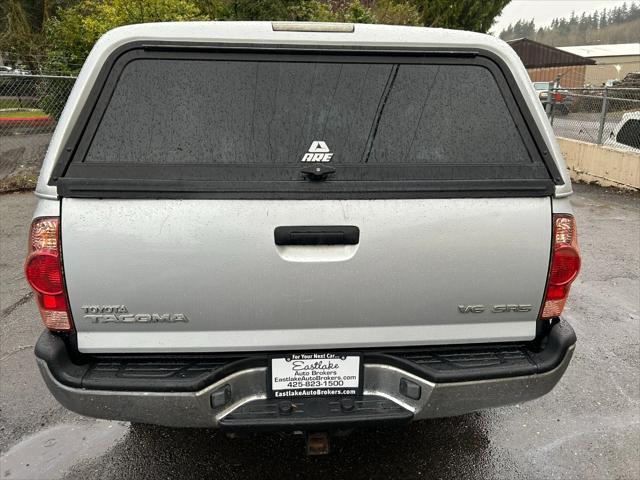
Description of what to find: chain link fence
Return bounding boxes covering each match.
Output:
[0,73,76,136]
[0,73,76,186]
[543,86,640,152]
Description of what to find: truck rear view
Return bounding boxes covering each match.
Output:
[27,22,580,441]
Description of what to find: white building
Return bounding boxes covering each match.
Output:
[558,43,640,85]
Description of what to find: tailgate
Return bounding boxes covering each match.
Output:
[62,197,551,352]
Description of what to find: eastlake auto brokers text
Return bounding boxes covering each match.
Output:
[273,353,358,397]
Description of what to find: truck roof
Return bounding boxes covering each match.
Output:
[36,21,572,198]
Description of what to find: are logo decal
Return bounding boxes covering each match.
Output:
[301,141,333,163]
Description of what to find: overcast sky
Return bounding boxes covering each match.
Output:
[492,0,633,34]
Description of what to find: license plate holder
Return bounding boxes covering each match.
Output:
[268,353,363,399]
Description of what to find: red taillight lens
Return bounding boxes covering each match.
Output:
[540,215,581,319]
[24,217,74,331]
[25,252,64,295]
[549,246,581,286]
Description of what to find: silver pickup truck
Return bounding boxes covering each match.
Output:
[28,22,580,440]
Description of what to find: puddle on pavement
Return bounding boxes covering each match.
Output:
[0,421,129,479]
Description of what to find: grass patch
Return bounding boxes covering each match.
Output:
[0,110,49,119]
[0,174,38,193]
[0,98,38,109]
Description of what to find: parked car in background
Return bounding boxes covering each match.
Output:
[533,81,572,115]
[0,65,31,76]
[608,111,640,152]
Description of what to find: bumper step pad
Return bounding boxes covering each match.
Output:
[219,395,413,431]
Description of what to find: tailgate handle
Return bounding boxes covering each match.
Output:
[274,226,360,246]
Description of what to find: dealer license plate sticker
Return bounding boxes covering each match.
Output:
[269,353,362,398]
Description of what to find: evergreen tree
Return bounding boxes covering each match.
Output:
[611,5,621,23]
[621,2,628,19]
[411,0,510,33]
[499,3,640,47]
[600,8,608,27]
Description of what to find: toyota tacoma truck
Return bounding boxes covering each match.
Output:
[28,22,580,442]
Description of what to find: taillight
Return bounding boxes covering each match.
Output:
[24,217,74,331]
[540,214,581,319]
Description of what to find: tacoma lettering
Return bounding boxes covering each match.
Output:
[85,313,189,323]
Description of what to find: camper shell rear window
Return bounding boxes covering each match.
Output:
[50,44,561,198]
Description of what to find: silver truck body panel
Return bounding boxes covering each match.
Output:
[32,198,60,219]
[62,197,551,353]
[36,22,571,200]
[551,197,575,215]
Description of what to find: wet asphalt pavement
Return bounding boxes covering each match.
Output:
[1,184,638,479]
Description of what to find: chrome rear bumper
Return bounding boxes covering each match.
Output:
[36,344,574,428]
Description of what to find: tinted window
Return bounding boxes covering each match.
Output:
[54,49,558,198]
[84,59,532,167]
